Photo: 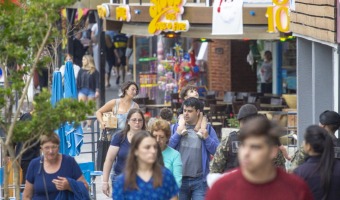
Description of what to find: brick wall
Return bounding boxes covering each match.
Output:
[207,40,231,92]
[230,40,257,92]
[207,40,257,93]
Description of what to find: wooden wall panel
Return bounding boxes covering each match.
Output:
[291,12,335,31]
[291,23,335,42]
[107,5,268,25]
[295,3,335,18]
[294,0,335,6]
[291,0,336,43]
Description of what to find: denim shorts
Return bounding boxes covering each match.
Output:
[78,88,95,98]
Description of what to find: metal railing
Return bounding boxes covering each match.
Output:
[79,116,101,165]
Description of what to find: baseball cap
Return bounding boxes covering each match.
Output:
[237,104,258,120]
[319,110,340,125]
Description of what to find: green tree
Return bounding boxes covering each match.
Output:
[0,0,94,199]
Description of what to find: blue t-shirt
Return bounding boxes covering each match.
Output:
[113,167,179,200]
[111,132,130,175]
[26,154,83,200]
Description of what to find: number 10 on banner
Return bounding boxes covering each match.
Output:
[266,0,290,33]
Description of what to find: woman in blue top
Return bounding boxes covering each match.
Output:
[96,81,139,132]
[151,119,182,188]
[113,131,179,200]
[102,108,146,197]
[22,134,88,200]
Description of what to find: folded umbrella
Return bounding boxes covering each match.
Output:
[63,61,84,156]
[64,61,77,99]
[51,71,63,107]
[51,71,67,154]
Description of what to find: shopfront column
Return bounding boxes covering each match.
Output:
[297,37,313,146]
[297,37,335,146]
[313,42,333,121]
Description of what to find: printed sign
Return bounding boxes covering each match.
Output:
[212,0,244,35]
[148,0,190,35]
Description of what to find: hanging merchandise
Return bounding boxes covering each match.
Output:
[138,57,158,100]
[212,0,243,35]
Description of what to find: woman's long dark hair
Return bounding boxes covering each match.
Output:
[124,131,163,190]
[120,108,146,140]
[304,125,335,200]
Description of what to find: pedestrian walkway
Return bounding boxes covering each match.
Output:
[75,72,133,199]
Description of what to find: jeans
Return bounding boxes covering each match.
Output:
[179,176,207,200]
[78,88,95,98]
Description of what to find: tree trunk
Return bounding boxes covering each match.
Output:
[13,159,20,200]
[2,145,8,199]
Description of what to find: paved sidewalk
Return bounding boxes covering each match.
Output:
[75,72,133,199]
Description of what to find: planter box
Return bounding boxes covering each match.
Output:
[221,128,239,140]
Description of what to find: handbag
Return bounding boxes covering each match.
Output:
[96,129,111,171]
[102,112,118,129]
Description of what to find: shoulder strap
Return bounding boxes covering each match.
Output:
[130,101,135,109]
[113,99,119,114]
[39,156,50,200]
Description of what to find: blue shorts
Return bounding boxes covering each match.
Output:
[78,88,95,98]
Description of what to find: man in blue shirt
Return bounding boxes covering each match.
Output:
[169,97,219,200]
[113,33,128,85]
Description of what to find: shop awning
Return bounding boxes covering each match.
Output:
[67,0,107,9]
[120,23,280,40]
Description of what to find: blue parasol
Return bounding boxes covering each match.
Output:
[51,71,63,107]
[51,71,67,154]
[62,61,83,156]
[64,61,78,99]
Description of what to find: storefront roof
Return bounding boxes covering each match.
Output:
[120,23,280,40]
[67,0,107,9]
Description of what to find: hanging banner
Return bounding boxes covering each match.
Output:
[212,0,244,35]
[148,0,190,35]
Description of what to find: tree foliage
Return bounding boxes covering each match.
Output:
[0,0,94,198]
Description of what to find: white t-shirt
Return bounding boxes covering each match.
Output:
[59,64,80,81]
[91,23,98,46]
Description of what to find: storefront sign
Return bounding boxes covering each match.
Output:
[266,0,290,33]
[116,5,131,22]
[148,0,190,35]
[212,0,243,35]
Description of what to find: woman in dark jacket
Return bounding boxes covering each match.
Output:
[77,55,99,128]
[294,125,340,200]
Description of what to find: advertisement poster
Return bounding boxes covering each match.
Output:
[212,0,243,35]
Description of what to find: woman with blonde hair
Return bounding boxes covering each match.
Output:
[77,55,99,128]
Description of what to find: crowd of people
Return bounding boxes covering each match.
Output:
[18,75,340,200]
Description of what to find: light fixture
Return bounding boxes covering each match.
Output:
[162,32,181,38]
[195,38,213,42]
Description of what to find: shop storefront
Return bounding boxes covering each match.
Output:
[97,0,296,103]
[290,0,339,145]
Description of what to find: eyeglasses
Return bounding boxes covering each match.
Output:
[130,118,143,123]
[42,145,59,151]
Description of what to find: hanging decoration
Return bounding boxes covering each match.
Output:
[212,0,244,35]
